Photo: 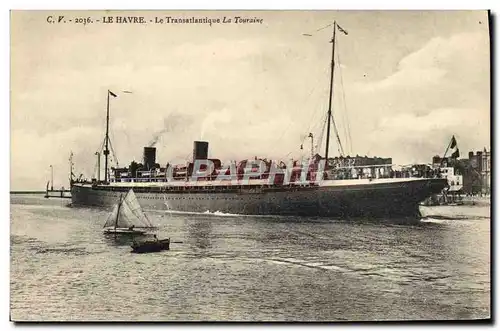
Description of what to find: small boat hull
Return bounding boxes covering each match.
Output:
[131,239,170,253]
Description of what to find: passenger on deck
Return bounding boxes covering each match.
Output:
[153,234,158,241]
[129,225,135,231]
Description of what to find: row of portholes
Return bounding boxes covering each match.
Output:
[141,196,243,201]
[85,190,249,201]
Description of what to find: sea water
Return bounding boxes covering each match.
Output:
[10,194,490,321]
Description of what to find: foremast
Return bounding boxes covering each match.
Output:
[104,90,117,183]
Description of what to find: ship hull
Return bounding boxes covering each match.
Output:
[71,178,447,219]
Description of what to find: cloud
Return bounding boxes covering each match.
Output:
[11,126,102,190]
[343,31,489,161]
[366,107,489,164]
[357,32,489,95]
[362,67,446,92]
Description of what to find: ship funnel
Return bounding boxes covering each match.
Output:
[193,141,209,163]
[143,147,157,170]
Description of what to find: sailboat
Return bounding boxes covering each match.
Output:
[103,189,157,235]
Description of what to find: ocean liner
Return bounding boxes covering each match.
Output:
[71,21,448,218]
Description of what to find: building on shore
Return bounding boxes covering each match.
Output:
[479,149,491,195]
[431,148,491,195]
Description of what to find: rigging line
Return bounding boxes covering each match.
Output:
[335,39,353,155]
[306,101,327,135]
[300,107,327,149]
[304,22,335,34]
[97,136,106,154]
[316,22,335,32]
[296,72,330,153]
[317,113,328,153]
[335,43,350,155]
[108,138,119,166]
[272,63,330,155]
[295,111,328,161]
[274,37,332,150]
[281,94,329,161]
[94,136,107,178]
[327,37,344,157]
[303,66,332,137]
[276,28,334,160]
[300,114,321,145]
[330,112,345,157]
[109,131,120,166]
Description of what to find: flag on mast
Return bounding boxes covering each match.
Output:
[450,135,460,159]
[108,90,117,98]
[337,24,348,35]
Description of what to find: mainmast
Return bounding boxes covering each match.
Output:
[324,21,348,165]
[324,21,337,163]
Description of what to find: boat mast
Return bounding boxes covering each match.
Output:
[324,21,337,164]
[115,195,122,230]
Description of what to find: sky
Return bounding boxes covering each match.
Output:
[10,10,490,190]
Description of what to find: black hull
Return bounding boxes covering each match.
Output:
[131,239,170,253]
[71,178,447,219]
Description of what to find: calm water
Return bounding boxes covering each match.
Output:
[10,194,490,321]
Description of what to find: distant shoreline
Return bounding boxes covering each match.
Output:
[10,191,46,194]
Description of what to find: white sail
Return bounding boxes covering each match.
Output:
[103,204,119,228]
[122,189,155,228]
[103,189,155,229]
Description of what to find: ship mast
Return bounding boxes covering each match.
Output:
[324,21,347,165]
[104,91,110,183]
[104,90,117,183]
[324,21,337,163]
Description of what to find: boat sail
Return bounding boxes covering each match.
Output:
[103,189,157,234]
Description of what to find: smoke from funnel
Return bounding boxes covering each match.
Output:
[147,113,185,147]
[148,128,168,147]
